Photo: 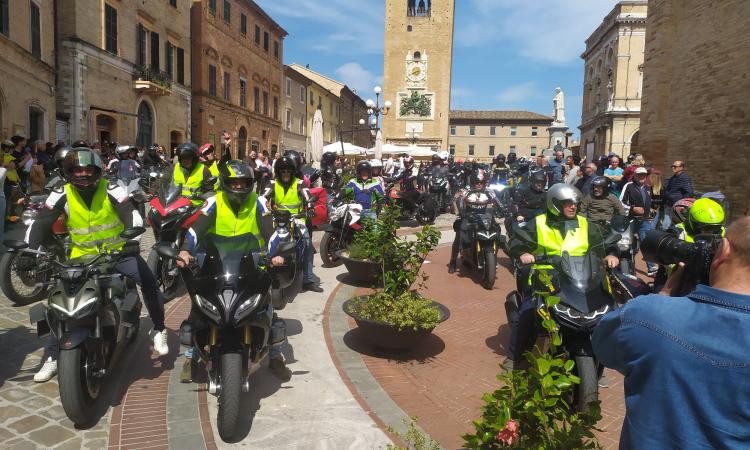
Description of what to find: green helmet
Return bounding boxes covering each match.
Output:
[687,198,725,235]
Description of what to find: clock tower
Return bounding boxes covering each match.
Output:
[382,0,455,150]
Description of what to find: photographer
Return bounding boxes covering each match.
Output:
[592,217,750,449]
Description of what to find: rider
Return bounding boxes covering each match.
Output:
[580,176,626,235]
[491,154,511,185]
[448,169,498,274]
[172,142,214,204]
[176,160,293,381]
[109,144,141,183]
[370,158,385,191]
[26,147,169,383]
[505,184,620,369]
[142,144,164,169]
[394,155,420,214]
[341,160,384,222]
[198,143,220,178]
[263,154,323,293]
[512,169,547,224]
[674,197,726,242]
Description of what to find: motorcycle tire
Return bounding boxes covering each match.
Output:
[217,352,243,442]
[0,251,48,305]
[574,355,599,413]
[319,232,343,268]
[147,248,181,302]
[482,251,496,290]
[58,346,100,426]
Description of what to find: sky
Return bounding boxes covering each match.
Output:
[255,0,622,140]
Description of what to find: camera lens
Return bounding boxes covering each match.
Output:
[641,230,695,266]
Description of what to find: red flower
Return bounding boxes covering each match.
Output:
[497,419,520,446]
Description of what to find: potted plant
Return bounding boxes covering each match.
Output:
[337,204,400,286]
[343,206,449,351]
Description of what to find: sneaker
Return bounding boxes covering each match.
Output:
[598,373,610,388]
[269,358,292,381]
[34,357,57,383]
[302,283,323,293]
[448,260,457,274]
[152,329,169,356]
[180,358,192,383]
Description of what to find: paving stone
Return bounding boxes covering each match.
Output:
[31,380,60,397]
[82,429,109,440]
[83,438,108,449]
[7,414,47,433]
[28,424,76,447]
[54,437,83,450]
[0,404,26,423]
[40,405,67,421]
[8,439,38,450]
[0,388,34,403]
[0,426,15,442]
[22,395,54,410]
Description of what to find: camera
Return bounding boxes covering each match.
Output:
[641,230,722,286]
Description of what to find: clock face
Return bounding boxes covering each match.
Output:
[406,62,427,82]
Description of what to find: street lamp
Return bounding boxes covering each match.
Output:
[364,86,391,142]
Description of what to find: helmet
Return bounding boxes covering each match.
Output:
[686,198,725,235]
[469,169,487,188]
[672,198,695,224]
[321,151,337,167]
[219,160,255,207]
[274,156,297,178]
[199,143,215,158]
[403,156,414,169]
[447,154,455,164]
[356,160,372,178]
[63,148,104,192]
[517,156,527,164]
[546,183,582,217]
[116,145,135,159]
[507,152,517,164]
[627,153,638,164]
[494,154,506,165]
[369,158,382,168]
[431,154,441,165]
[1,140,14,149]
[54,146,72,169]
[283,149,303,173]
[591,176,610,197]
[176,142,199,164]
[529,169,546,192]
[72,139,90,148]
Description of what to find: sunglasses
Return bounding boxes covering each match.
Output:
[671,165,682,168]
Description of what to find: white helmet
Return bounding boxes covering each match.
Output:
[370,159,383,168]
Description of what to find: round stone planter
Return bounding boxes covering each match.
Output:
[343,295,450,351]
[337,251,382,286]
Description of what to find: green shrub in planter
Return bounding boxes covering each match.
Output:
[347,204,401,262]
[347,291,441,331]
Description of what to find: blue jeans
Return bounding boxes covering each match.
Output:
[660,206,673,230]
[634,218,658,272]
[303,236,314,284]
[507,297,538,361]
[0,197,5,251]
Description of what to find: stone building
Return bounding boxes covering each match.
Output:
[579,1,647,161]
[55,0,192,150]
[0,0,56,142]
[191,0,286,160]
[640,0,750,217]
[382,0,455,151]
[281,65,309,154]
[449,111,553,162]
[287,64,368,152]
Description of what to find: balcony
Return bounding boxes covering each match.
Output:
[133,66,172,96]
[407,7,431,17]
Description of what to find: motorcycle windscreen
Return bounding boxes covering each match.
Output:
[556,254,613,314]
[155,169,183,206]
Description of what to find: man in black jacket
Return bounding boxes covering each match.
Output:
[662,160,694,230]
[620,167,657,274]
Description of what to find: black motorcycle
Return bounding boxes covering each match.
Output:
[427,171,450,214]
[157,235,297,442]
[459,211,505,289]
[16,228,145,425]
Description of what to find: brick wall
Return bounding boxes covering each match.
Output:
[640,0,750,217]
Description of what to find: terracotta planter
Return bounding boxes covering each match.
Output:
[343,296,450,351]
[337,251,382,286]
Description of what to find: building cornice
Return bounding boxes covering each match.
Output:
[582,3,647,60]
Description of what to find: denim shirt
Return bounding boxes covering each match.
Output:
[592,285,750,449]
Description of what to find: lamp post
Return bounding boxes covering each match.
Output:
[364,86,392,147]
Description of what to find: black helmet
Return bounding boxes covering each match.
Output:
[469,169,487,188]
[176,142,199,164]
[54,146,72,169]
[494,154,506,165]
[219,160,255,207]
[283,149,303,173]
[356,160,372,178]
[274,156,297,179]
[507,152,517,164]
[63,148,103,192]
[591,176,610,198]
[321,151,337,167]
[529,169,546,192]
[431,154,441,165]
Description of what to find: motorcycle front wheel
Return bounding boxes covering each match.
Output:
[0,251,49,305]
[482,250,496,290]
[574,355,599,413]
[58,346,101,426]
[147,248,181,301]
[217,352,243,442]
[320,232,343,267]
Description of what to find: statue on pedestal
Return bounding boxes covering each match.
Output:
[553,87,566,126]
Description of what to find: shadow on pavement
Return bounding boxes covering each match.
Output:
[335,272,380,289]
[0,326,44,388]
[342,327,445,363]
[485,323,511,357]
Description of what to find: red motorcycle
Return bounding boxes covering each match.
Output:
[145,172,206,300]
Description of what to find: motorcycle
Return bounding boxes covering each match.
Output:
[269,209,305,310]
[156,235,297,442]
[611,215,638,275]
[17,228,146,425]
[504,225,620,412]
[386,180,431,225]
[319,200,363,267]
[145,173,207,300]
[459,211,505,289]
[0,193,69,305]
[427,172,450,214]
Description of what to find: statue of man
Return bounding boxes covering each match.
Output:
[553,87,566,125]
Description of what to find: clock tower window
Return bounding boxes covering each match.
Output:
[413,51,421,60]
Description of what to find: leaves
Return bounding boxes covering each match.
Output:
[400,91,432,117]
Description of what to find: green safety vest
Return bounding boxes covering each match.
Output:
[207,161,219,178]
[173,162,205,197]
[675,222,725,243]
[273,179,303,214]
[66,180,125,259]
[212,191,264,249]
[533,214,589,271]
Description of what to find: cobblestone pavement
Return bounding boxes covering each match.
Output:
[0,223,157,450]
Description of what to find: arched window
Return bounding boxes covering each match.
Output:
[413,51,421,60]
[136,101,154,147]
[238,126,247,160]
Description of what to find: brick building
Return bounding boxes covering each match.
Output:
[639,0,750,216]
[449,111,553,162]
[0,0,56,142]
[281,65,309,154]
[191,0,286,160]
[55,0,192,149]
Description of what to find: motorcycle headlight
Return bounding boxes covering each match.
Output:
[234,293,263,322]
[489,184,506,192]
[50,297,98,319]
[477,231,497,240]
[195,294,221,323]
[174,206,190,215]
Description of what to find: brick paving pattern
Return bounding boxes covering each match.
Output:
[349,245,625,449]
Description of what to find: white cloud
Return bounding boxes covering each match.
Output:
[456,0,620,65]
[495,82,541,106]
[334,62,383,95]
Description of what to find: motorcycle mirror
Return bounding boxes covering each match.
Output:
[120,227,146,240]
[3,240,29,250]
[611,215,628,233]
[604,232,622,247]
[130,191,148,204]
[155,244,179,260]
[512,222,535,244]
[273,241,297,258]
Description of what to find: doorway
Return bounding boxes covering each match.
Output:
[136,101,154,147]
[237,126,247,160]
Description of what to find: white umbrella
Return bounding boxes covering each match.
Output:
[311,109,324,162]
[374,130,383,160]
[323,141,366,155]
